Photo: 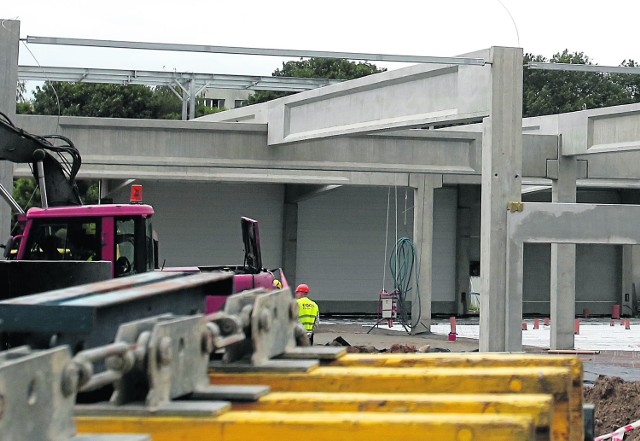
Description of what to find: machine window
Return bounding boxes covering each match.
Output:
[25,219,100,261]
[115,218,136,276]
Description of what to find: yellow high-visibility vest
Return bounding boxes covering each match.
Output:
[297,297,319,332]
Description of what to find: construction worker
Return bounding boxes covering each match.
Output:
[295,283,319,344]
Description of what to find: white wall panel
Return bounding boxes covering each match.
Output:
[297,185,457,313]
[112,181,284,269]
[432,187,458,302]
[523,243,620,315]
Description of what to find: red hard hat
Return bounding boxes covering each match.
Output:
[295,283,310,293]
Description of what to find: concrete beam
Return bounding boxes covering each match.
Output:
[509,203,640,244]
[203,50,492,145]
[13,115,483,177]
[284,184,341,204]
[524,109,640,181]
[556,103,640,155]
[14,115,561,185]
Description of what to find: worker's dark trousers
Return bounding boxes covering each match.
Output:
[310,333,314,345]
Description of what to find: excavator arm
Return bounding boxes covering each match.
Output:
[0,112,82,206]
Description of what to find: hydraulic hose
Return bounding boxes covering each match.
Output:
[388,237,420,327]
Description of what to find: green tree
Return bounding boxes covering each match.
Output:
[16,81,34,114]
[31,82,181,119]
[609,59,640,102]
[195,100,226,118]
[16,81,26,102]
[248,58,385,105]
[523,50,634,117]
[14,82,179,207]
[149,86,183,120]
[12,177,40,211]
[16,101,34,114]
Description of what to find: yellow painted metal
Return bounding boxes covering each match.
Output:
[210,366,572,441]
[325,352,583,441]
[76,411,536,441]
[232,392,553,429]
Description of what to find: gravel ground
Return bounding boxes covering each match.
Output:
[314,318,479,352]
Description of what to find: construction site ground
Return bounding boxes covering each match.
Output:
[315,315,640,439]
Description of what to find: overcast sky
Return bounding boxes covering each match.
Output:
[4,0,638,78]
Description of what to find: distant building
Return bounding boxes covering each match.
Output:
[201,88,251,110]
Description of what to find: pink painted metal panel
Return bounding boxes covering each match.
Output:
[26,204,154,218]
[204,272,277,313]
[158,267,200,272]
[15,221,33,260]
[101,216,115,277]
[205,296,228,314]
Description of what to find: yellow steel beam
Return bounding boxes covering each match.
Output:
[325,352,583,441]
[231,392,553,429]
[77,411,536,441]
[210,366,571,441]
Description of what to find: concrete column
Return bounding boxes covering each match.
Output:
[0,20,20,242]
[282,201,298,287]
[455,187,475,314]
[621,245,634,316]
[456,185,480,314]
[620,191,640,315]
[455,206,471,314]
[181,88,188,121]
[632,247,640,314]
[479,47,523,352]
[188,79,196,120]
[99,179,110,203]
[550,137,577,349]
[411,173,442,334]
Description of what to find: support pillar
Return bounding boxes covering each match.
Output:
[181,88,189,121]
[282,200,298,288]
[632,247,640,314]
[455,201,472,315]
[188,78,196,120]
[479,47,523,352]
[99,179,111,203]
[620,191,640,316]
[411,173,442,334]
[550,137,577,350]
[621,245,635,317]
[0,20,20,242]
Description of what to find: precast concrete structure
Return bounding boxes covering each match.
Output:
[4,19,640,350]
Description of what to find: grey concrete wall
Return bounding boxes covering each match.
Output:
[0,20,19,242]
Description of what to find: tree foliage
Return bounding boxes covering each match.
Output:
[12,177,40,211]
[30,82,183,119]
[609,59,640,102]
[16,81,34,114]
[16,81,26,102]
[248,58,385,105]
[523,50,638,117]
[13,82,227,209]
[11,176,98,213]
[24,82,224,120]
